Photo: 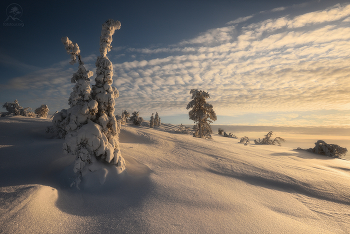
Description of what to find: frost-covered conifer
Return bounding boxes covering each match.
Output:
[121,110,130,124]
[130,111,143,126]
[302,140,347,158]
[239,136,250,145]
[224,132,237,138]
[175,124,192,134]
[186,89,217,139]
[47,37,97,139]
[35,104,49,118]
[154,112,161,127]
[254,131,285,146]
[46,109,68,138]
[2,100,35,117]
[150,113,154,128]
[60,20,125,187]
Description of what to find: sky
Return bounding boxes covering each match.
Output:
[0,0,350,126]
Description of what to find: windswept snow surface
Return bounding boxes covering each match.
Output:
[1,116,350,233]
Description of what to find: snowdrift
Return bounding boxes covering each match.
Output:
[1,116,350,233]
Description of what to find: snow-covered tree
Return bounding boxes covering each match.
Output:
[223,132,237,138]
[254,131,285,146]
[47,37,97,139]
[60,19,125,187]
[46,109,69,138]
[239,136,250,145]
[301,140,347,158]
[2,100,35,117]
[121,110,130,124]
[186,89,217,139]
[175,124,192,134]
[130,111,143,126]
[150,113,154,128]
[35,104,49,118]
[154,112,161,127]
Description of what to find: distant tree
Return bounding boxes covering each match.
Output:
[254,131,285,146]
[239,136,250,145]
[2,100,35,117]
[175,123,192,134]
[121,110,130,124]
[223,132,237,139]
[130,111,143,126]
[186,89,217,139]
[150,113,154,128]
[218,128,224,135]
[154,112,161,127]
[300,140,347,158]
[35,104,49,118]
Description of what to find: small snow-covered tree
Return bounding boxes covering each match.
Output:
[302,140,347,158]
[254,131,285,146]
[121,110,130,124]
[239,136,250,145]
[35,104,49,118]
[154,112,161,127]
[175,124,192,134]
[150,113,154,128]
[223,132,237,138]
[130,111,143,126]
[60,19,125,187]
[186,89,217,139]
[2,100,35,117]
[46,109,68,138]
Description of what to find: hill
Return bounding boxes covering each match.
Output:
[0,116,350,233]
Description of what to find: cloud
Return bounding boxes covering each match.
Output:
[0,53,39,71]
[1,67,74,90]
[179,26,236,45]
[287,3,350,28]
[109,2,350,123]
[3,3,350,126]
[227,15,254,25]
[271,7,286,12]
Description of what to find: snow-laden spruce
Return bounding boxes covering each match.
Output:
[299,140,348,158]
[46,109,68,138]
[150,113,154,128]
[174,124,193,134]
[2,100,36,117]
[35,105,49,118]
[47,37,97,139]
[130,111,143,126]
[154,112,161,127]
[121,110,130,125]
[254,131,285,146]
[239,136,250,146]
[186,89,217,139]
[58,19,125,187]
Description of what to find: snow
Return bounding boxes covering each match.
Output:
[1,116,350,233]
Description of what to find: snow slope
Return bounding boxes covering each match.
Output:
[0,116,350,233]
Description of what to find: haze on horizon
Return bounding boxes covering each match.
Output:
[0,0,349,127]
